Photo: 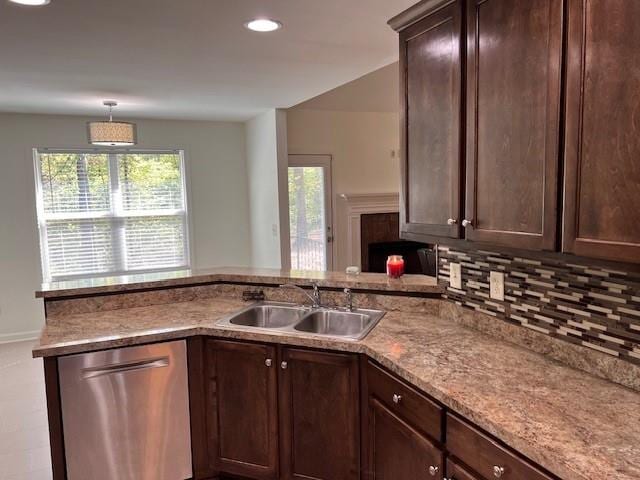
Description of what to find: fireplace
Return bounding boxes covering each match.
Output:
[360,212,436,275]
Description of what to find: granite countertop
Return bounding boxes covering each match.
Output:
[33,297,640,480]
[36,267,442,299]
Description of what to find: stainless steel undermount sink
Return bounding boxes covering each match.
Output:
[228,303,306,328]
[217,301,385,341]
[293,309,382,339]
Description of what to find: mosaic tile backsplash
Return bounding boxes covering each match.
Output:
[438,246,640,365]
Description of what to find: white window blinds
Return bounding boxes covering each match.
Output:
[34,150,190,282]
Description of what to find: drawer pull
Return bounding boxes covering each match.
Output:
[428,465,439,476]
[392,393,402,404]
[265,358,272,367]
[281,361,288,370]
[493,465,505,478]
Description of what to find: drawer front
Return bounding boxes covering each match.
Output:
[446,414,554,480]
[367,361,443,442]
[446,458,480,480]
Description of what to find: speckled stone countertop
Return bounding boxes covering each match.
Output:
[33,297,640,480]
[36,267,442,299]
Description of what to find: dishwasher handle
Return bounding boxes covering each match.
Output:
[82,356,170,379]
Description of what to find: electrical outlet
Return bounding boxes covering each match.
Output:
[450,262,462,289]
[490,271,505,301]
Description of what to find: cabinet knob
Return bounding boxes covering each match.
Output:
[493,465,505,478]
[428,465,439,476]
[265,358,272,367]
[462,219,473,228]
[281,361,288,370]
[447,218,457,225]
[392,393,402,404]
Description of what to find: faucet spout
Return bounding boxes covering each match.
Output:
[279,282,322,308]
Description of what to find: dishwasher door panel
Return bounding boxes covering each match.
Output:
[58,340,192,480]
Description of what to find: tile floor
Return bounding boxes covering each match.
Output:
[0,341,51,480]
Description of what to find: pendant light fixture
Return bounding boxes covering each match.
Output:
[9,0,51,5]
[87,101,137,146]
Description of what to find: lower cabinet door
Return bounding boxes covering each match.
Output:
[368,397,444,480]
[279,348,360,480]
[206,340,279,479]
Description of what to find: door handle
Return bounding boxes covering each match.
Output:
[82,357,170,379]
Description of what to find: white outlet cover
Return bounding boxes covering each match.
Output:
[490,271,505,301]
[450,263,462,289]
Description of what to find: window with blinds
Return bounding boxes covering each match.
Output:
[34,149,190,282]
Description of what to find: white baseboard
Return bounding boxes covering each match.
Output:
[0,330,40,345]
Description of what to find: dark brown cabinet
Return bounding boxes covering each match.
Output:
[367,399,444,480]
[394,0,562,251]
[205,340,279,479]
[465,0,563,250]
[202,340,558,480]
[205,341,360,480]
[363,361,444,480]
[392,0,640,264]
[398,0,464,240]
[447,414,554,480]
[562,0,640,263]
[279,348,360,480]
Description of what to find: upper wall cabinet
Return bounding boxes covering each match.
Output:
[465,0,563,250]
[562,0,640,263]
[397,0,464,240]
[392,0,640,264]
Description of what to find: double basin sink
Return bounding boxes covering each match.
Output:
[216,301,385,341]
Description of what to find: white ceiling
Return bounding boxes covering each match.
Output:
[0,0,415,121]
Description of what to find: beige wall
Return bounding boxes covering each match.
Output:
[286,108,400,271]
[245,109,289,269]
[0,113,251,341]
[286,109,400,196]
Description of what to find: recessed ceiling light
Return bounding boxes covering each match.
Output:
[244,18,282,32]
[9,0,51,5]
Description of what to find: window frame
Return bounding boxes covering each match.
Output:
[33,147,192,282]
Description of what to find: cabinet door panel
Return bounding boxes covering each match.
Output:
[563,0,640,263]
[279,348,360,480]
[400,1,463,240]
[206,340,278,479]
[368,398,444,480]
[465,0,562,250]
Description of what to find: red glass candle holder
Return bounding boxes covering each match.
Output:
[386,255,405,279]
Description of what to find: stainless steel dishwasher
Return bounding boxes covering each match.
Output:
[58,340,193,480]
